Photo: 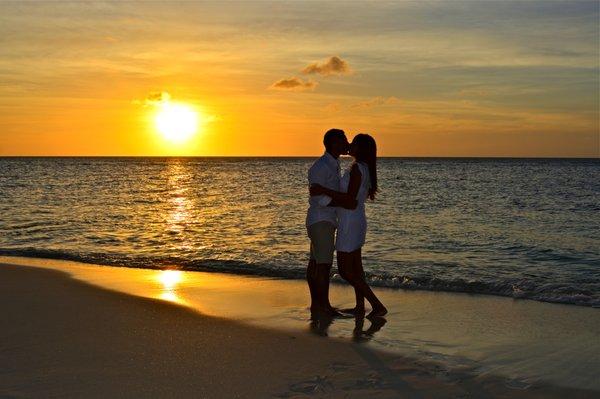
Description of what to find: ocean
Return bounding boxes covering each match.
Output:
[1,157,598,307]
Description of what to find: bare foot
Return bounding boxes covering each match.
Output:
[367,306,388,318]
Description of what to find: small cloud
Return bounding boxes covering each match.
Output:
[352,96,400,109]
[132,91,171,106]
[302,56,351,76]
[270,77,318,91]
[146,91,171,103]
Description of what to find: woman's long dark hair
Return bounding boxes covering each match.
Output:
[353,133,378,200]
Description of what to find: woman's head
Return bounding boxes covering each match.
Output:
[350,134,378,200]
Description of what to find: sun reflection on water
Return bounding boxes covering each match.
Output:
[166,161,192,234]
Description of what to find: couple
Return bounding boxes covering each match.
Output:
[306,128,387,319]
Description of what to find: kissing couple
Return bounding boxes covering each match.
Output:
[306,128,387,319]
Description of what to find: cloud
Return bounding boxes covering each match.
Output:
[351,96,400,109]
[270,77,317,91]
[302,56,351,76]
[145,91,171,103]
[132,91,171,106]
[269,56,350,93]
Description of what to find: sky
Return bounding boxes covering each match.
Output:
[0,1,598,156]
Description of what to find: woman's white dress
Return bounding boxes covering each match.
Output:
[335,161,371,252]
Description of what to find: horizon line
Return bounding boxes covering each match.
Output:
[1,155,598,160]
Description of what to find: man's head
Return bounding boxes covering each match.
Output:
[323,128,349,158]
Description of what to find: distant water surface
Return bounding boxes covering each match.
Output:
[1,157,598,306]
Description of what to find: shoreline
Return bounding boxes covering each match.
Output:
[1,257,599,397]
[1,251,596,308]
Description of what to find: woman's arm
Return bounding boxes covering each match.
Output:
[310,164,361,209]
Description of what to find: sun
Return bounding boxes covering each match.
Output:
[154,103,199,143]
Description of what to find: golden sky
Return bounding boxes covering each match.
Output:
[0,1,598,156]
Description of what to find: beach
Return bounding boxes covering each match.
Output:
[2,0,598,397]
[1,262,389,398]
[1,257,598,398]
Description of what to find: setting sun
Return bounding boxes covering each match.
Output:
[155,103,199,143]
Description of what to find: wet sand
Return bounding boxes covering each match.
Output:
[1,259,598,398]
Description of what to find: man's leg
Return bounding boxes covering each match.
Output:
[315,262,333,311]
[307,221,337,314]
[306,258,319,310]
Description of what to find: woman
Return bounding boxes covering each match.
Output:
[310,134,387,318]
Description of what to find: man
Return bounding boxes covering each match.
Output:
[306,128,351,315]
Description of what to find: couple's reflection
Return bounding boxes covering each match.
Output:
[351,316,386,343]
[309,311,386,341]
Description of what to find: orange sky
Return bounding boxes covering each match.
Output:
[0,2,598,157]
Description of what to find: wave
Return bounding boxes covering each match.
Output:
[1,248,598,308]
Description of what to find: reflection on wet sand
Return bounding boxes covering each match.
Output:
[309,311,387,342]
[157,269,184,303]
[309,313,336,337]
[353,317,387,343]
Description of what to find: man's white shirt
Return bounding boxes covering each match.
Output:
[306,152,341,228]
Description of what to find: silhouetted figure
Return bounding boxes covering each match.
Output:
[310,134,387,318]
[306,129,353,316]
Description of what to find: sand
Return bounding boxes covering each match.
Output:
[1,260,597,398]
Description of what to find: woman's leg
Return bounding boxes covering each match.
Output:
[346,248,387,317]
[351,250,365,313]
[337,251,362,314]
[338,249,384,315]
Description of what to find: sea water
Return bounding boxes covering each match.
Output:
[1,157,598,306]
